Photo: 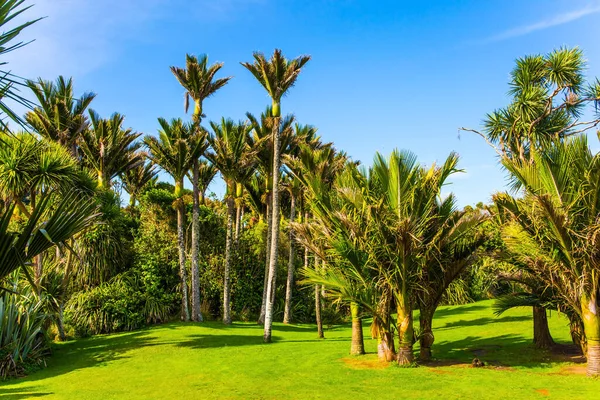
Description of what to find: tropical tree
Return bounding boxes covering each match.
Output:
[122,160,157,208]
[25,76,95,157]
[246,108,296,324]
[206,118,254,324]
[416,201,486,360]
[461,47,600,163]
[80,111,144,190]
[493,135,600,375]
[144,118,207,321]
[241,49,310,342]
[192,159,217,205]
[171,53,230,322]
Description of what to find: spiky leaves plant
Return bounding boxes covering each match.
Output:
[25,76,95,157]
[171,53,230,322]
[145,118,207,321]
[0,0,41,130]
[206,118,255,324]
[494,133,600,375]
[241,49,310,342]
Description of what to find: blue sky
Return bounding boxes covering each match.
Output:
[7,0,600,206]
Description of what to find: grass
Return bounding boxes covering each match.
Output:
[1,300,599,399]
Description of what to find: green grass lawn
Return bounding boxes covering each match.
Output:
[1,300,599,399]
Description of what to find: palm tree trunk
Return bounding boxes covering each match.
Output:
[533,306,554,350]
[223,195,235,324]
[177,195,190,322]
[396,284,414,365]
[258,202,271,324]
[315,256,324,339]
[191,159,203,322]
[235,204,242,244]
[350,302,365,355]
[419,307,434,361]
[283,195,296,324]
[263,114,282,343]
[581,294,600,376]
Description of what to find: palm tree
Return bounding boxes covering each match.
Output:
[80,111,143,190]
[494,134,600,375]
[191,159,217,205]
[241,49,310,342]
[246,108,296,324]
[144,118,207,321]
[416,201,486,360]
[122,159,157,208]
[25,76,95,157]
[171,53,230,322]
[369,150,461,364]
[206,118,254,324]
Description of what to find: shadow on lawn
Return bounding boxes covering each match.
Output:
[432,304,489,319]
[438,315,530,330]
[0,387,52,399]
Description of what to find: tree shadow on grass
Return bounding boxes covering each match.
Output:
[430,333,578,369]
[1,330,160,386]
[438,315,530,330]
[0,387,52,399]
[432,304,489,319]
[174,334,282,349]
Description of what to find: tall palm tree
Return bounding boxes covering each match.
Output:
[206,118,255,324]
[80,111,143,190]
[242,49,310,342]
[25,76,95,158]
[191,159,217,205]
[144,118,207,321]
[122,159,157,208]
[171,53,231,322]
[246,108,296,324]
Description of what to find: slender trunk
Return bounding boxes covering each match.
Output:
[34,254,43,293]
[581,294,600,376]
[57,248,73,342]
[176,183,190,321]
[569,314,587,354]
[235,203,242,244]
[191,160,203,322]
[223,195,235,324]
[258,202,271,324]
[283,195,296,324]
[350,302,365,355]
[533,306,554,350]
[396,285,414,365]
[315,283,324,339]
[263,113,282,343]
[419,307,434,361]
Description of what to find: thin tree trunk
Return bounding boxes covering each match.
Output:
[191,160,203,322]
[235,203,242,244]
[57,248,73,342]
[581,294,600,376]
[223,196,234,324]
[283,195,296,324]
[396,284,414,365]
[350,302,365,355]
[315,256,324,339]
[177,199,190,322]
[258,202,271,324]
[533,306,554,350]
[263,114,282,343]
[419,308,434,361]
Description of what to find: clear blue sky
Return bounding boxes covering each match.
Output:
[8,0,600,206]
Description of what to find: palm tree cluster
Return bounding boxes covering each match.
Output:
[470,48,600,376]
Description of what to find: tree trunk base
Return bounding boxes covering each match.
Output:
[350,318,365,355]
[533,306,555,350]
[419,346,432,361]
[587,342,600,376]
[397,346,414,365]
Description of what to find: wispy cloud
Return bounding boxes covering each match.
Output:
[478,3,600,44]
[4,0,265,80]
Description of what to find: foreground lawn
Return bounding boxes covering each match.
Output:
[1,300,598,399]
